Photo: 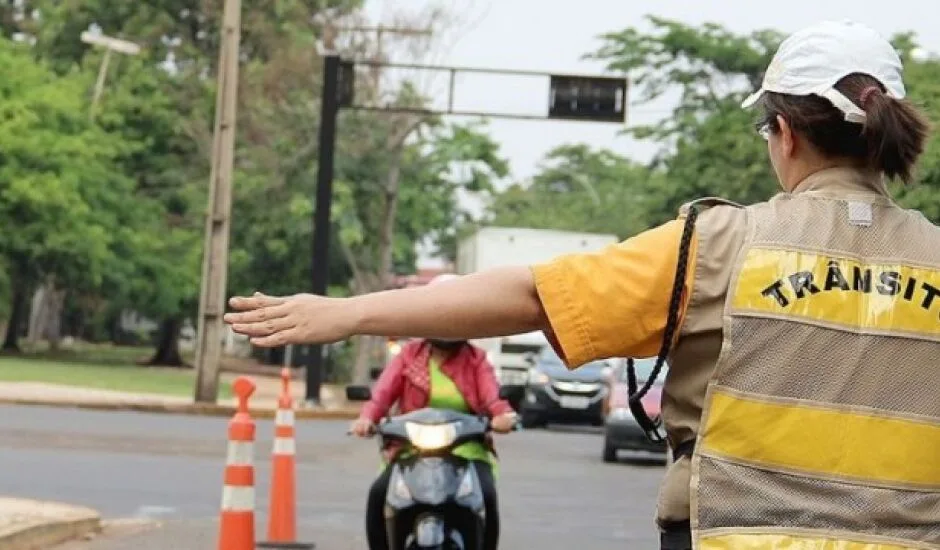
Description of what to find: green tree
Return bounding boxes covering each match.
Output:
[330,115,508,382]
[14,0,364,364]
[488,144,661,239]
[590,16,940,224]
[0,37,138,351]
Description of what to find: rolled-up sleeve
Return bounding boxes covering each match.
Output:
[531,220,697,368]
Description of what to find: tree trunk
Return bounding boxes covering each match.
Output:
[148,316,186,367]
[2,284,28,353]
[352,335,383,384]
[45,288,66,351]
[25,282,66,349]
[26,285,47,343]
[376,151,404,290]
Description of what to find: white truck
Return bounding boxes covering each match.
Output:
[455,226,619,388]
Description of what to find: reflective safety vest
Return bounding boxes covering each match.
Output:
[691,189,940,549]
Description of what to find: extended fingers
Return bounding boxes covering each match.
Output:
[231,312,295,337]
[227,292,286,312]
[223,301,291,325]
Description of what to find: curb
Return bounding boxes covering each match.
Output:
[0,500,101,550]
[0,397,361,420]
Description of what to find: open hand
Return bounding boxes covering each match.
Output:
[223,292,355,347]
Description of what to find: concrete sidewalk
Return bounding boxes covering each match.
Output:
[0,375,362,420]
[0,497,101,549]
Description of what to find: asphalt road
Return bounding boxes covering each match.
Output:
[0,405,666,549]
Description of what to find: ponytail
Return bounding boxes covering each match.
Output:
[860,87,930,184]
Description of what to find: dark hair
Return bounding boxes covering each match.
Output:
[761,73,931,184]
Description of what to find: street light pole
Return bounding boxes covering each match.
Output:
[193,0,242,403]
[80,31,140,120]
[303,54,341,407]
[302,25,428,406]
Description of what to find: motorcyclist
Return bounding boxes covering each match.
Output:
[350,274,517,550]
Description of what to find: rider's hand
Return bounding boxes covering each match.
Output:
[350,417,376,438]
[490,412,518,434]
[224,292,355,347]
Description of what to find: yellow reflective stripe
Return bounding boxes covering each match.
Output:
[700,389,940,488]
[730,248,940,340]
[700,533,926,550]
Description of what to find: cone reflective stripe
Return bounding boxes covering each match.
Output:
[273,409,296,456]
[219,376,257,550]
[259,368,314,550]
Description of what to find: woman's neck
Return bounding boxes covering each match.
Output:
[429,347,453,363]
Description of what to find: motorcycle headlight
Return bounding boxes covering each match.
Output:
[405,422,458,451]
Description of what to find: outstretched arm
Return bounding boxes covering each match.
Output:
[224,266,548,347]
[224,218,698,369]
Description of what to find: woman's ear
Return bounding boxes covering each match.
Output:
[776,114,796,158]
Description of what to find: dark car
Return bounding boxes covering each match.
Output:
[602,357,669,462]
[518,348,612,428]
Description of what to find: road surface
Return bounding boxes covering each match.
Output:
[0,405,666,549]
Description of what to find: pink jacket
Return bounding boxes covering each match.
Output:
[360,339,514,424]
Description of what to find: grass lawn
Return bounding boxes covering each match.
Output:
[0,344,231,399]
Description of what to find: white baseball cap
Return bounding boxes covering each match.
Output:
[741,20,906,123]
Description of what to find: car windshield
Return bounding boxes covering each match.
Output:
[538,349,609,374]
[617,357,666,383]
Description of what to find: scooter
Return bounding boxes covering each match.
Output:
[347,385,516,550]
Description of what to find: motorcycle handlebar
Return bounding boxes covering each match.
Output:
[346,413,522,436]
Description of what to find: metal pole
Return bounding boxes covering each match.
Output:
[194,0,242,403]
[305,54,341,406]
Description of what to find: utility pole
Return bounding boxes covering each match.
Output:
[302,24,431,407]
[194,0,242,403]
[80,32,141,120]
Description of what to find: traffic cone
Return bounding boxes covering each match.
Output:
[258,368,314,550]
[219,376,257,550]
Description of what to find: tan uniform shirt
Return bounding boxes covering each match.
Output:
[531,166,895,525]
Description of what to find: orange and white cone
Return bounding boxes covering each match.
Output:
[258,368,314,549]
[219,376,257,550]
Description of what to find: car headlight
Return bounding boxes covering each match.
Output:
[405,422,458,450]
[528,370,550,385]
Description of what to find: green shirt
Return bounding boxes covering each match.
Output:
[384,358,498,476]
[427,357,495,468]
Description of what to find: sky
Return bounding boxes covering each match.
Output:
[360,0,939,181]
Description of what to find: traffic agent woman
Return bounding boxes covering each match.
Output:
[225,20,940,550]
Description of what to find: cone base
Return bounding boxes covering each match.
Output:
[256,542,315,549]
